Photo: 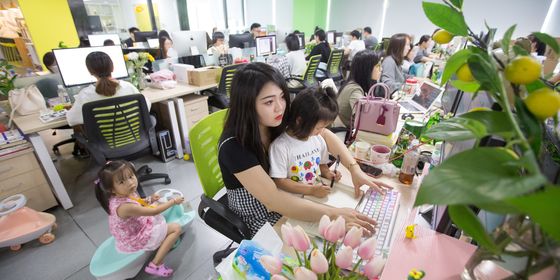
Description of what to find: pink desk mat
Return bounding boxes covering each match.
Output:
[380,224,477,279]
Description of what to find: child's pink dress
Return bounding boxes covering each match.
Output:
[108,196,168,253]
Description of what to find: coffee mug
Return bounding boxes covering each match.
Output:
[370,144,391,165]
[354,141,371,160]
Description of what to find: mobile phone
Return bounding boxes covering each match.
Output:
[358,162,383,178]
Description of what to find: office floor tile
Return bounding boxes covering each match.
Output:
[64,265,96,280]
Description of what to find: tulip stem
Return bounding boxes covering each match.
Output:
[351,259,363,273]
[294,248,303,266]
[282,263,294,275]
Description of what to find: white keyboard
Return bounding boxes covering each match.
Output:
[399,101,419,112]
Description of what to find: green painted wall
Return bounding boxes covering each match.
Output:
[19,0,80,69]
[293,0,328,37]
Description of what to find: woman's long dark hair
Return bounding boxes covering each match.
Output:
[222,63,290,172]
[86,52,119,96]
[340,50,381,93]
[95,160,137,214]
[385,33,410,66]
[159,36,172,58]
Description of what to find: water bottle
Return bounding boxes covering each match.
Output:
[57,85,70,104]
[399,140,420,185]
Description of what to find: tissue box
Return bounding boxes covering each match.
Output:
[187,66,221,86]
[173,64,194,84]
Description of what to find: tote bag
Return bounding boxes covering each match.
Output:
[8,84,47,127]
[347,83,400,143]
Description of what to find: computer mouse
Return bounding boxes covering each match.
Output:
[401,113,414,120]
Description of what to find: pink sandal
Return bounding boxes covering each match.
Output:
[144,262,174,277]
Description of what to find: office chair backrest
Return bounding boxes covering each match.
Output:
[217,63,245,96]
[35,78,59,100]
[189,109,227,198]
[326,49,344,78]
[304,54,322,85]
[82,94,156,161]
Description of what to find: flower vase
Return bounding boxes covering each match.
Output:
[135,68,146,90]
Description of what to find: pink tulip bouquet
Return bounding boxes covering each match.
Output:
[259,215,383,280]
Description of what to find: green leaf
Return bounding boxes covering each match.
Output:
[460,111,515,139]
[525,79,547,93]
[449,205,499,253]
[532,32,560,55]
[468,52,501,93]
[501,25,516,56]
[448,0,463,9]
[507,187,560,241]
[450,79,480,92]
[441,49,472,85]
[422,2,468,36]
[415,147,547,206]
[422,117,487,141]
[514,96,542,155]
[476,201,523,215]
[513,45,530,56]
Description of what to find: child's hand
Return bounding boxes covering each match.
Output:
[172,196,185,205]
[326,170,342,182]
[311,184,331,198]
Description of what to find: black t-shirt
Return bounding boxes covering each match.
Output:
[307,42,331,63]
[218,134,260,189]
[124,38,133,47]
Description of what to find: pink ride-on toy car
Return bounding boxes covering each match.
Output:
[0,194,57,251]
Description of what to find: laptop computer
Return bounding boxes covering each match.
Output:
[399,81,444,113]
[147,38,160,48]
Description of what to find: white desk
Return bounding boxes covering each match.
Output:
[11,82,217,209]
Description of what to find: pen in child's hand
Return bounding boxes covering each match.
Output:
[330,155,340,188]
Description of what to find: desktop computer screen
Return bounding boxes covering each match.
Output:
[295,33,305,49]
[88,34,121,47]
[134,31,158,43]
[229,33,253,49]
[255,35,277,57]
[171,30,208,57]
[327,30,336,45]
[53,46,128,87]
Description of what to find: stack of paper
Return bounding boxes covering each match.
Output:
[0,128,31,157]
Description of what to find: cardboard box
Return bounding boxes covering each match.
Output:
[173,63,195,84]
[187,66,221,86]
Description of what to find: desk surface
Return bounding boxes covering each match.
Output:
[12,82,217,134]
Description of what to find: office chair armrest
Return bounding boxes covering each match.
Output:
[199,194,252,239]
[316,68,327,75]
[285,77,305,89]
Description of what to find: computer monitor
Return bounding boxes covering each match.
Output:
[88,34,121,47]
[53,46,128,87]
[327,30,336,45]
[255,35,277,57]
[228,33,253,49]
[171,30,208,57]
[134,31,158,43]
[295,33,305,49]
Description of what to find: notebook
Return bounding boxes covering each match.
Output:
[398,81,444,113]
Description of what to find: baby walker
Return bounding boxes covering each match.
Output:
[0,194,57,251]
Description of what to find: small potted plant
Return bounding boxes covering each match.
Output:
[0,59,17,101]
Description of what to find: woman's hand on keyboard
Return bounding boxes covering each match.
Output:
[349,165,392,196]
[336,208,377,237]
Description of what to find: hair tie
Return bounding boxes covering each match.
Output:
[94,178,100,186]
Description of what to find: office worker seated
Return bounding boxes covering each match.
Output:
[67,52,150,127]
[306,29,331,76]
[159,36,178,59]
[123,27,140,48]
[344,30,366,62]
[413,35,435,64]
[402,43,416,74]
[363,26,378,50]
[103,39,115,46]
[42,51,59,73]
[381,33,411,94]
[208,31,229,59]
[337,50,382,128]
[284,33,306,77]
[218,62,389,237]
[248,22,261,48]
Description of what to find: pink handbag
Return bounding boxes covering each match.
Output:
[350,83,401,138]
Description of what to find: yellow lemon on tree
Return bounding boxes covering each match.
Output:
[433,30,454,44]
[456,64,474,82]
[504,56,542,85]
[524,87,560,120]
[468,107,491,112]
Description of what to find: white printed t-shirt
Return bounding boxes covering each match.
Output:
[269,132,329,184]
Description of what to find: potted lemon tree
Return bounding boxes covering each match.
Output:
[416,0,559,278]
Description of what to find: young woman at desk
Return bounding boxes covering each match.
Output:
[66,52,150,127]
[218,63,390,237]
[158,36,178,59]
[337,50,382,128]
[413,35,435,64]
[381,33,411,94]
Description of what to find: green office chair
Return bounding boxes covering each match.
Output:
[317,49,344,85]
[189,109,251,264]
[208,63,246,109]
[75,95,170,196]
[286,54,322,95]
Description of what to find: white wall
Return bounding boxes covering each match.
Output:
[245,0,273,29]
[152,0,181,32]
[276,0,293,34]
[329,0,384,37]
[541,0,559,36]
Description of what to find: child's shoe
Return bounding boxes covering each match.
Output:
[144,262,174,277]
